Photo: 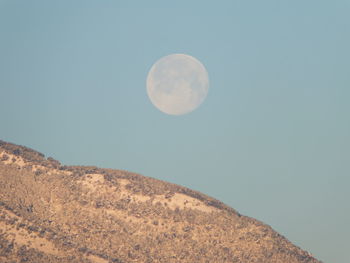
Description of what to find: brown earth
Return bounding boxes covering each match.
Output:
[0,140,321,263]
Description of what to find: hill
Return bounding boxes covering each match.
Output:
[0,140,321,262]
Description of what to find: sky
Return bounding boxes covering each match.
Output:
[0,1,349,262]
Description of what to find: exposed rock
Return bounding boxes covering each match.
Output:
[0,140,321,262]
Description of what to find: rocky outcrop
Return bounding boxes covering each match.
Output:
[0,140,321,263]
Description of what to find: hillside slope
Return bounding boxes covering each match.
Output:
[0,140,321,263]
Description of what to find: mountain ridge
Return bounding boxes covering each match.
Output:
[0,140,321,263]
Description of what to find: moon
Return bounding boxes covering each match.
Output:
[146,54,209,115]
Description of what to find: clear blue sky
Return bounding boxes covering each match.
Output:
[1,1,349,262]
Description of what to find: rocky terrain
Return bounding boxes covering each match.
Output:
[0,140,321,262]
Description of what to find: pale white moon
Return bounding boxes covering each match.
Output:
[146,54,209,115]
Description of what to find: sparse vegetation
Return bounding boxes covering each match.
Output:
[0,140,322,263]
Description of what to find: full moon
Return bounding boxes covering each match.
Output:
[146,54,209,115]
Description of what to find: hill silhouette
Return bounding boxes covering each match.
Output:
[0,140,321,263]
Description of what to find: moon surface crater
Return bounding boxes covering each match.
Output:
[146,54,209,115]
